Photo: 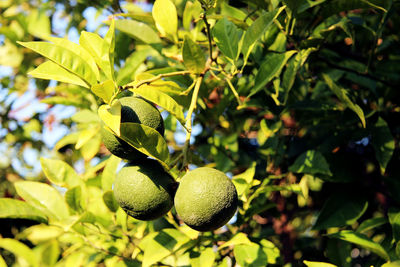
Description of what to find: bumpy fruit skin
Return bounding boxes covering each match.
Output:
[113,159,175,220]
[174,167,238,231]
[101,96,165,160]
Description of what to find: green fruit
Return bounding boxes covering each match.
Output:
[101,96,165,160]
[113,158,176,220]
[174,167,238,231]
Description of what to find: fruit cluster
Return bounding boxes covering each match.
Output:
[102,96,238,231]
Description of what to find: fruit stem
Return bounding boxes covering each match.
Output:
[183,75,203,168]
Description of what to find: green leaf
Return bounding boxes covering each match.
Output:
[357,217,388,233]
[0,198,47,223]
[250,50,297,97]
[20,225,63,245]
[190,247,215,267]
[0,238,39,267]
[0,39,23,67]
[71,109,99,123]
[232,162,256,202]
[219,233,252,250]
[382,261,400,267]
[212,18,242,61]
[45,36,100,82]
[14,181,69,221]
[152,0,178,41]
[304,260,337,267]
[40,158,81,188]
[234,242,269,267]
[117,48,153,86]
[103,190,119,212]
[102,155,122,191]
[241,6,285,66]
[388,209,400,242]
[140,229,190,267]
[98,101,121,136]
[65,186,84,212]
[328,230,390,261]
[41,96,87,108]
[103,19,115,80]
[0,254,6,267]
[371,117,394,174]
[28,61,89,88]
[289,150,332,176]
[91,80,116,104]
[114,19,161,44]
[17,41,97,86]
[313,194,368,230]
[79,31,114,81]
[119,122,170,168]
[182,35,206,74]
[322,73,366,128]
[131,84,185,125]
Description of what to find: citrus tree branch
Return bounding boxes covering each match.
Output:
[122,70,191,90]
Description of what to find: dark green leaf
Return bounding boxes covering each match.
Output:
[103,190,119,212]
[313,194,368,230]
[328,230,390,261]
[289,150,332,176]
[371,117,394,174]
[212,18,242,61]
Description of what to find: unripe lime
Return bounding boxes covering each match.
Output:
[174,167,238,231]
[113,158,175,220]
[101,96,164,160]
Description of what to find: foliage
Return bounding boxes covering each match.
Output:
[1,0,400,266]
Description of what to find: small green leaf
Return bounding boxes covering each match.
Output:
[20,225,63,245]
[0,238,39,267]
[103,190,119,212]
[79,31,114,81]
[102,155,122,191]
[17,41,97,86]
[182,35,206,74]
[234,242,268,267]
[40,158,81,188]
[289,150,332,176]
[14,181,70,221]
[75,125,100,149]
[388,209,400,242]
[328,230,390,261]
[382,261,400,267]
[114,19,161,44]
[0,254,6,267]
[357,217,388,233]
[98,101,121,136]
[219,233,252,250]
[190,247,215,267]
[250,50,297,97]
[117,48,153,86]
[241,6,285,66]
[322,73,366,128]
[103,19,116,80]
[0,198,47,223]
[313,194,368,230]
[371,117,394,174]
[152,0,178,41]
[140,229,190,267]
[40,96,87,108]
[304,260,337,267]
[131,84,185,125]
[91,80,116,104]
[119,122,170,168]
[212,18,242,61]
[28,61,89,88]
[71,109,99,123]
[65,186,84,212]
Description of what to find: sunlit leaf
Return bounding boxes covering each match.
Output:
[102,155,122,191]
[17,41,97,86]
[328,230,390,261]
[0,198,47,223]
[40,158,81,188]
[98,101,121,136]
[182,35,206,74]
[15,181,69,221]
[152,0,178,41]
[91,80,116,104]
[114,19,161,44]
[0,238,39,267]
[119,122,170,168]
[304,260,337,267]
[190,247,215,267]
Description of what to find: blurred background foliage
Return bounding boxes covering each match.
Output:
[1,0,400,266]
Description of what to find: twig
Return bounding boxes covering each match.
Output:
[201,13,216,64]
[123,70,191,90]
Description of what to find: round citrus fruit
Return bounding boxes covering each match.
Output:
[113,158,176,220]
[174,167,238,231]
[101,96,164,161]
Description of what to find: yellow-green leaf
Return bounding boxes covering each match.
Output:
[98,101,121,136]
[40,158,81,188]
[152,0,178,41]
[91,80,116,104]
[182,35,206,74]
[28,61,89,88]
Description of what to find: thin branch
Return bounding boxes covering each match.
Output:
[201,13,216,64]
[123,70,191,90]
